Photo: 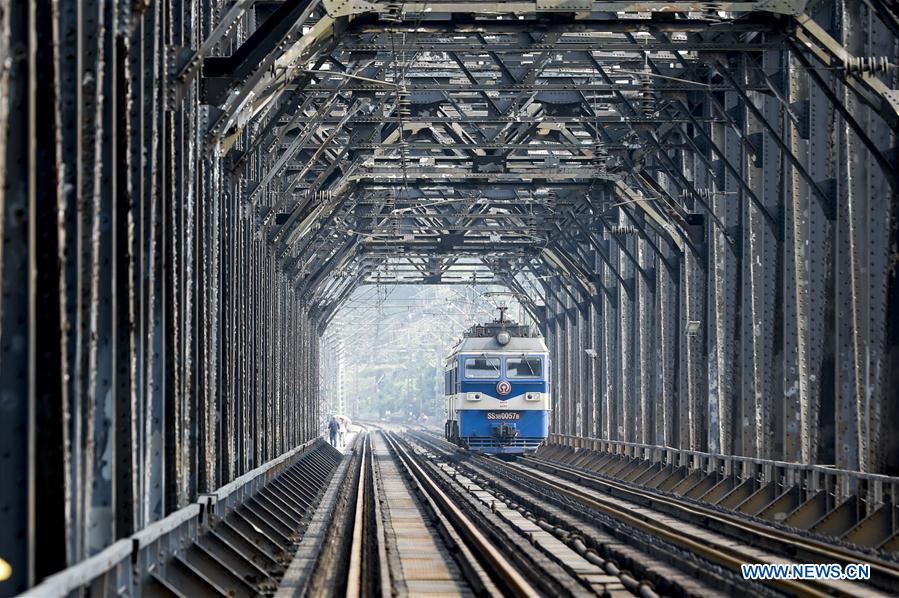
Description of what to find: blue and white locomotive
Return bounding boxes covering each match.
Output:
[444,308,550,454]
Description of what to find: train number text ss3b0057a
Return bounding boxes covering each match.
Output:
[485,412,521,421]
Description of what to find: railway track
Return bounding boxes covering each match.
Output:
[304,428,628,597]
[268,428,898,596]
[379,430,538,596]
[517,452,899,593]
[407,428,899,597]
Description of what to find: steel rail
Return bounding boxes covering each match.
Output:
[381,430,540,598]
[521,454,899,592]
[344,435,368,598]
[369,433,393,598]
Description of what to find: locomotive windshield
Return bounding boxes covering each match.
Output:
[464,356,501,379]
[506,356,543,378]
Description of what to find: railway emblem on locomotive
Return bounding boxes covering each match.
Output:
[496,380,512,396]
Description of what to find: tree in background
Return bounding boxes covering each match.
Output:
[331,285,527,420]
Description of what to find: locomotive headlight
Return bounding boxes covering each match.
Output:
[496,331,511,345]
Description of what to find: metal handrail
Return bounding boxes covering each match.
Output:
[23,437,325,597]
[549,433,899,509]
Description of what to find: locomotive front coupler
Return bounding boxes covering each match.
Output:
[491,423,520,440]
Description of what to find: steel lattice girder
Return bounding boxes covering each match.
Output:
[222,15,786,310]
[208,1,898,481]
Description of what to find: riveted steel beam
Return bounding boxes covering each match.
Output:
[323,0,808,18]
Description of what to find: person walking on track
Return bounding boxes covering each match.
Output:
[328,417,339,447]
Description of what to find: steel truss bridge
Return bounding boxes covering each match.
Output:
[0,0,898,594]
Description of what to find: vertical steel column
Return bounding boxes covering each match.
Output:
[836,0,894,473]
[657,241,679,446]
[130,0,149,531]
[0,3,32,584]
[601,231,619,440]
[782,46,804,465]
[86,0,120,554]
[576,294,587,437]
[618,230,636,442]
[590,293,603,438]
[709,79,740,456]
[34,0,67,582]
[790,0,838,467]
[144,0,166,526]
[834,2,861,473]
[548,280,562,434]
[683,244,708,451]
[75,0,106,562]
[112,0,136,542]
[57,0,84,564]
[572,289,582,436]
[583,295,596,437]
[636,230,654,443]
[743,50,782,460]
[564,286,575,436]
[0,0,68,588]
